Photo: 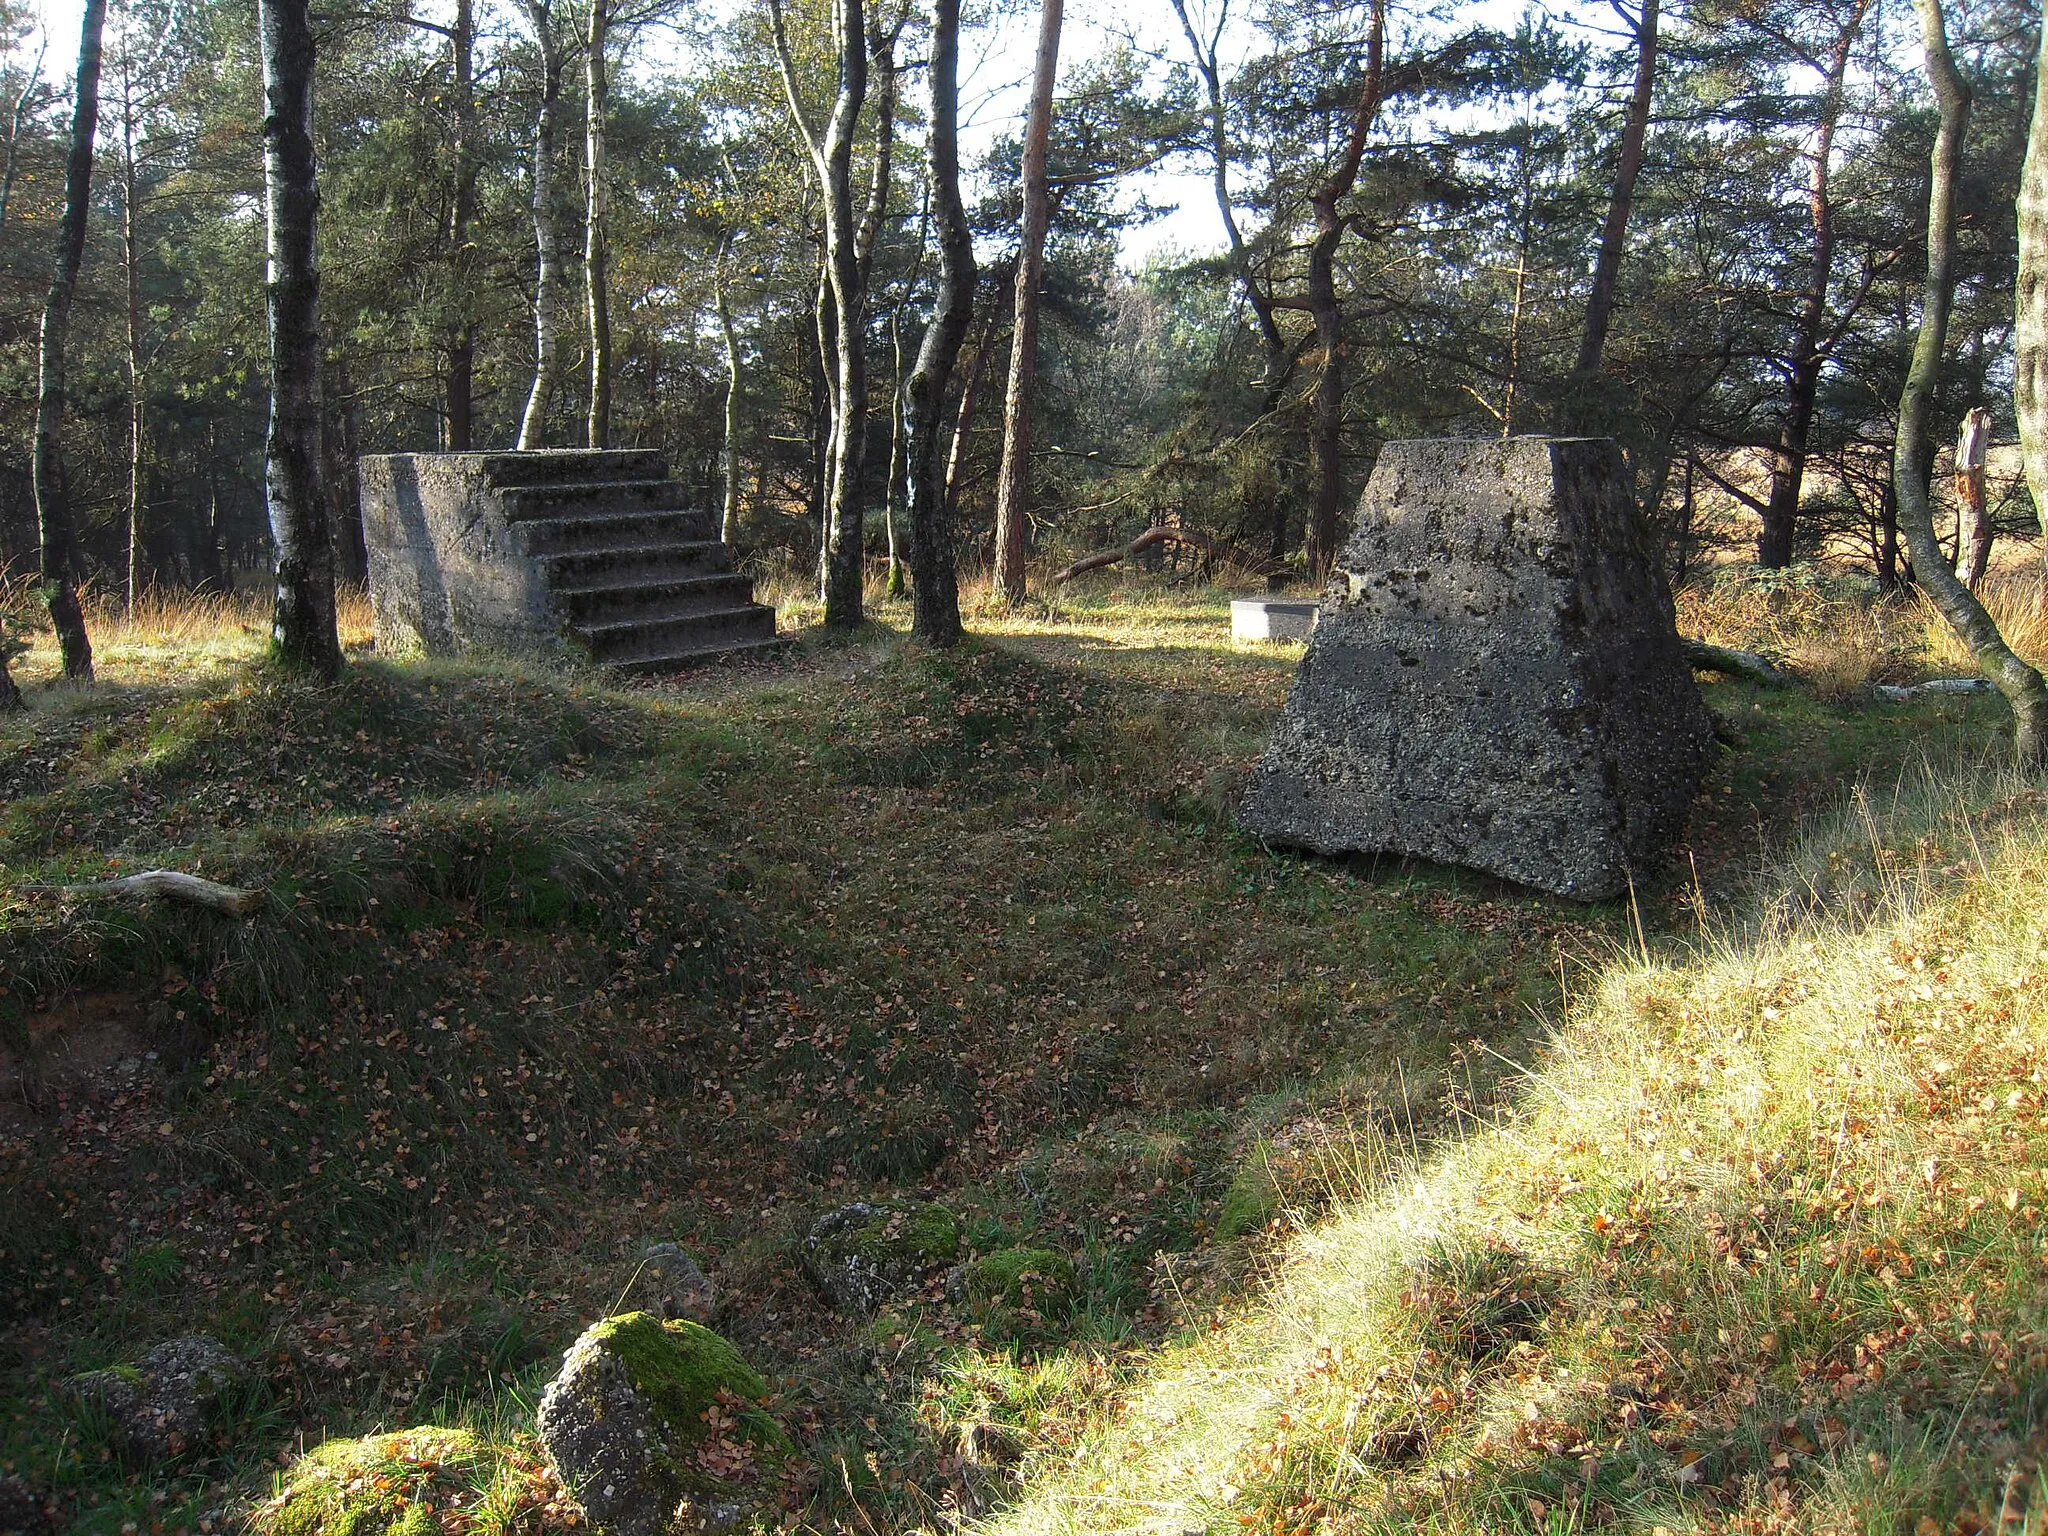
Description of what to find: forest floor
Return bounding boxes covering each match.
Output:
[0,572,2040,1536]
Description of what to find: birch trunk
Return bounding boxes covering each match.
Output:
[716,233,743,547]
[1894,0,2048,764]
[259,0,341,679]
[444,0,477,449]
[583,0,611,449]
[33,0,107,681]
[904,0,974,643]
[2016,0,2048,552]
[122,62,144,613]
[990,0,1063,604]
[815,0,871,627]
[517,0,563,449]
[1954,406,1991,587]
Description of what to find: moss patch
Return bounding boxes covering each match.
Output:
[251,1426,492,1536]
[1215,1147,1283,1241]
[952,1247,1078,1341]
[585,1312,788,1459]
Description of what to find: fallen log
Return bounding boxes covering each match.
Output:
[21,869,267,917]
[1680,638,1796,688]
[1873,676,1993,701]
[1052,525,1281,585]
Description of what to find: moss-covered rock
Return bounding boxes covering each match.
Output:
[947,1247,1079,1341]
[536,1312,787,1536]
[800,1201,961,1314]
[249,1426,491,1536]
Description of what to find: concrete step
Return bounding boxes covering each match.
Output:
[536,540,734,587]
[554,573,758,624]
[516,508,719,555]
[499,479,688,520]
[607,635,791,674]
[572,603,779,664]
[477,449,668,488]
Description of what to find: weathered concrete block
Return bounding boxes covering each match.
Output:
[361,452,582,658]
[1238,437,1713,901]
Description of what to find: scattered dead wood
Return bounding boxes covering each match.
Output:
[1681,638,1796,688]
[1051,525,1283,585]
[21,870,266,917]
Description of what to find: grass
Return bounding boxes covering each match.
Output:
[0,570,2040,1535]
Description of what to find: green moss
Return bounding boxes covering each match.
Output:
[1215,1147,1283,1241]
[957,1247,1078,1322]
[586,1312,789,1459]
[253,1427,487,1536]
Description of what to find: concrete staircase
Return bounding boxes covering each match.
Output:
[479,450,780,672]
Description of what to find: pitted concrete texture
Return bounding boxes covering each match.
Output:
[1238,437,1713,901]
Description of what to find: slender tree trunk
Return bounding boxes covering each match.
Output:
[34,0,107,681]
[1759,0,1869,568]
[1895,0,2048,763]
[325,356,368,585]
[884,307,906,596]
[1954,405,1992,587]
[990,0,1063,604]
[904,0,974,644]
[517,0,563,449]
[259,0,341,679]
[716,233,743,546]
[816,0,872,626]
[444,0,477,450]
[1567,0,1658,410]
[583,0,611,449]
[122,64,144,614]
[2017,0,2048,554]
[1304,0,1386,579]
[0,42,44,234]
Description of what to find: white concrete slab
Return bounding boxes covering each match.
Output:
[1231,598,1320,643]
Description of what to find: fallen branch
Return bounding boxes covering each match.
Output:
[1052,525,1282,585]
[1873,676,1993,701]
[21,870,267,917]
[1681,638,1796,688]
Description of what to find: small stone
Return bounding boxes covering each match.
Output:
[68,1335,243,1463]
[801,1201,961,1315]
[638,1242,716,1324]
[537,1312,787,1536]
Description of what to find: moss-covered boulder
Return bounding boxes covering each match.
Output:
[66,1335,243,1462]
[249,1426,492,1536]
[536,1312,788,1536]
[946,1247,1079,1341]
[800,1201,960,1314]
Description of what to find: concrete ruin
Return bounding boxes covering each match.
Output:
[360,450,777,671]
[1238,436,1713,901]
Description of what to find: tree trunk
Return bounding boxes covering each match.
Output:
[33,0,106,681]
[1954,405,1991,587]
[0,42,44,234]
[1894,0,2048,764]
[816,0,872,627]
[1304,0,1386,580]
[904,0,974,645]
[1758,0,1869,568]
[2017,0,2048,554]
[990,0,1063,605]
[716,232,743,547]
[122,61,144,614]
[1567,0,1657,412]
[884,306,906,596]
[444,0,477,450]
[1877,476,1900,591]
[517,0,563,449]
[583,0,611,450]
[259,0,341,679]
